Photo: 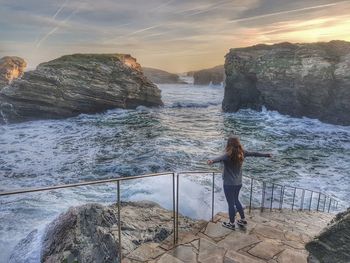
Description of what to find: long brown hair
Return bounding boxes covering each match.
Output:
[225,136,244,165]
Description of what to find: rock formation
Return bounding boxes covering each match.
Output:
[0,56,27,89]
[306,208,350,263]
[192,65,224,85]
[223,41,350,125]
[28,201,203,263]
[0,54,163,123]
[142,67,185,84]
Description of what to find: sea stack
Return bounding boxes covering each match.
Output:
[142,67,185,84]
[192,65,224,85]
[222,41,350,125]
[0,54,163,123]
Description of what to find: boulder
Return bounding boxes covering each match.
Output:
[0,56,27,88]
[223,41,350,125]
[35,201,202,263]
[0,54,163,123]
[306,208,350,263]
[142,67,185,84]
[192,65,224,85]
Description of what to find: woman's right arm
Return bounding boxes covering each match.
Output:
[207,154,227,165]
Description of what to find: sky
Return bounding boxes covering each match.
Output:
[1,0,350,72]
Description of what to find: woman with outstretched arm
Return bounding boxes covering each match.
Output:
[207,136,272,230]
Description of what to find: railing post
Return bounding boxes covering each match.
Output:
[211,172,215,222]
[249,178,253,214]
[336,201,338,210]
[279,186,284,211]
[327,198,332,213]
[316,193,321,211]
[322,195,326,212]
[172,173,176,245]
[117,181,122,263]
[176,173,179,242]
[291,187,296,211]
[309,191,313,211]
[300,189,305,211]
[261,182,266,212]
[270,183,274,211]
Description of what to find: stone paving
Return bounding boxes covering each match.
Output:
[122,209,333,263]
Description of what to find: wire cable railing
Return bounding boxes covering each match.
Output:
[0,171,342,262]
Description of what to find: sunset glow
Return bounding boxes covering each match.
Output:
[1,0,350,72]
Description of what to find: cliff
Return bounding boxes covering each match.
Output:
[142,67,185,84]
[306,208,350,263]
[0,54,163,123]
[192,65,224,85]
[223,41,350,125]
[0,56,27,89]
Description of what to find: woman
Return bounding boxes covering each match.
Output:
[207,136,271,230]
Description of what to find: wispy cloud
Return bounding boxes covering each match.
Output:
[1,0,349,72]
[35,1,84,48]
[127,25,162,36]
[52,0,69,20]
[227,1,349,23]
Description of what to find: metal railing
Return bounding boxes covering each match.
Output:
[0,171,342,262]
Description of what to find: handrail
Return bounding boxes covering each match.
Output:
[177,170,341,203]
[0,172,173,196]
[0,170,341,202]
[0,170,343,262]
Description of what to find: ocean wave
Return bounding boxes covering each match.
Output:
[0,83,349,262]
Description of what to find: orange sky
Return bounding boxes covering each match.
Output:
[1,0,350,72]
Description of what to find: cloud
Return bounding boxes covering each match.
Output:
[35,1,85,47]
[227,1,346,24]
[0,0,349,72]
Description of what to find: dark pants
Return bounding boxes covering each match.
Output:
[223,184,245,223]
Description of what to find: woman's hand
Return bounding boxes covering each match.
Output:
[207,160,214,165]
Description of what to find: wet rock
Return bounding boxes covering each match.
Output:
[0,54,163,123]
[0,56,27,89]
[38,201,202,263]
[223,41,350,125]
[306,208,350,263]
[192,65,224,85]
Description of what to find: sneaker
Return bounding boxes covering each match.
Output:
[236,219,247,227]
[222,221,235,230]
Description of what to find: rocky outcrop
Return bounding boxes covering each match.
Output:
[37,201,203,263]
[223,41,350,125]
[306,208,350,263]
[0,56,27,88]
[0,54,163,123]
[142,67,185,84]
[192,65,224,85]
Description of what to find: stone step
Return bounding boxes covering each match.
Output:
[123,209,333,263]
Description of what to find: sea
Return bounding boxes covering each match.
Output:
[0,78,349,262]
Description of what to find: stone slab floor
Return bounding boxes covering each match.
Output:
[122,209,333,263]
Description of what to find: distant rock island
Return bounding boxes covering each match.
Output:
[0,54,163,123]
[188,65,224,85]
[142,67,186,84]
[223,40,350,125]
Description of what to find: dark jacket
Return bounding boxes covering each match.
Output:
[212,151,269,185]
